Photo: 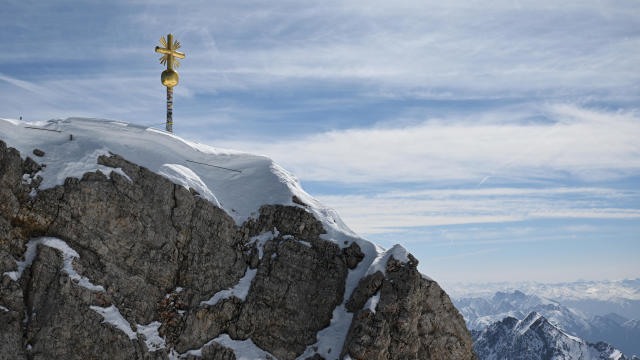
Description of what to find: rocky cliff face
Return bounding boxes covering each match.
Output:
[0,139,475,360]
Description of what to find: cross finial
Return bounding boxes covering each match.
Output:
[155,33,185,71]
[155,33,185,133]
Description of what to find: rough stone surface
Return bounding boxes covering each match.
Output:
[0,141,475,360]
[342,257,477,360]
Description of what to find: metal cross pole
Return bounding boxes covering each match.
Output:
[166,86,173,132]
[155,33,185,133]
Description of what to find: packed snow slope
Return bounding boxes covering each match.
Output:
[0,117,347,230]
[0,117,476,360]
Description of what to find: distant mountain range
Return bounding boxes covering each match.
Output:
[454,290,640,357]
[447,279,640,320]
[472,312,632,360]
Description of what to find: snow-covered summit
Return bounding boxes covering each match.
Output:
[0,115,417,267]
[1,116,433,360]
[0,117,341,229]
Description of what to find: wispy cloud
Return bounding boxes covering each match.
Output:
[0,71,165,122]
[427,247,502,262]
[3,0,639,116]
[217,105,640,184]
[315,186,640,234]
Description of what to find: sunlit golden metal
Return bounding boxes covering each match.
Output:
[155,33,186,133]
[161,69,179,88]
[155,33,186,87]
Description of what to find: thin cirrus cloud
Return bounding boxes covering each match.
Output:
[1,0,639,127]
[315,188,640,235]
[215,104,640,184]
[166,0,639,100]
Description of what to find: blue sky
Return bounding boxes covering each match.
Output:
[1,0,639,287]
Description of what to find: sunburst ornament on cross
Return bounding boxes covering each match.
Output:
[155,33,185,133]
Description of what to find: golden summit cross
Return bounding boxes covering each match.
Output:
[155,34,185,133]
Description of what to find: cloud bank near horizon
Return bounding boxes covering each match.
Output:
[216,104,640,185]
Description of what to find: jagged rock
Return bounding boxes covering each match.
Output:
[22,156,41,175]
[345,271,385,312]
[0,140,475,359]
[0,279,26,360]
[342,242,365,270]
[32,149,45,157]
[229,234,347,359]
[342,257,476,360]
[25,245,151,360]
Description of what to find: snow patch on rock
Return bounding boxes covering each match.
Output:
[136,321,165,351]
[247,228,279,260]
[201,267,257,306]
[90,305,137,340]
[91,307,167,351]
[366,244,410,277]
[4,237,105,292]
[178,334,275,359]
[365,290,381,314]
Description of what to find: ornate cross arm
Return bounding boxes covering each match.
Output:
[155,34,186,70]
[155,47,185,59]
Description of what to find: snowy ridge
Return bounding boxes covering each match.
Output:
[0,117,420,359]
[456,290,640,357]
[365,244,411,277]
[473,311,630,360]
[454,290,579,331]
[0,117,360,241]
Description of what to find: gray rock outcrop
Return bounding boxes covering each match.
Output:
[0,140,475,359]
